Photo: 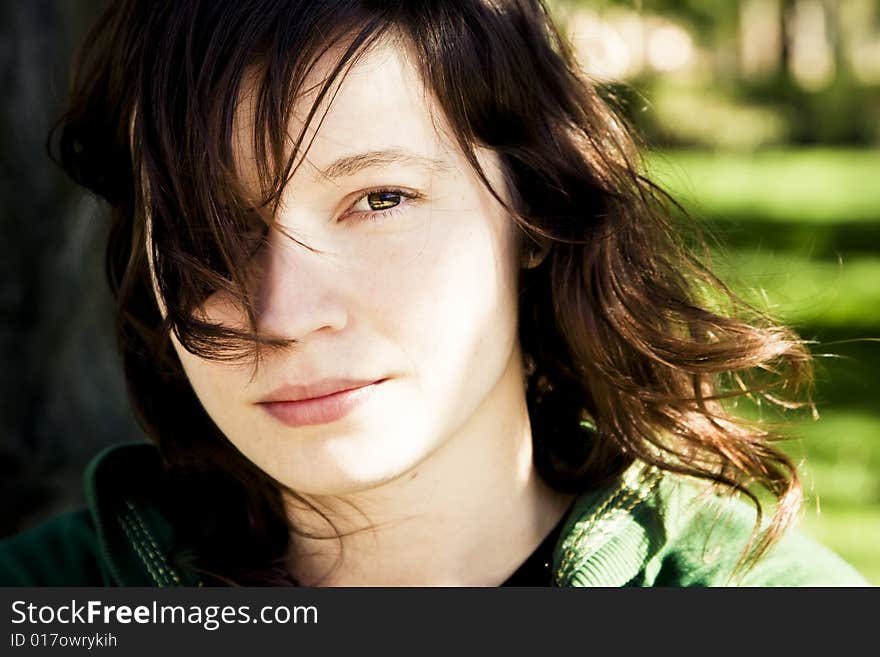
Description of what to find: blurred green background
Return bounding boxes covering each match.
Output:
[556,0,880,583]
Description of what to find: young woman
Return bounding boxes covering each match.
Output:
[0,0,867,586]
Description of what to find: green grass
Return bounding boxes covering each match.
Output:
[647,148,880,224]
[714,251,880,328]
[793,411,880,476]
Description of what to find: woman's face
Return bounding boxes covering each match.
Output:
[168,42,524,496]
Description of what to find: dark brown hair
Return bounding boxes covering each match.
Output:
[52,0,812,584]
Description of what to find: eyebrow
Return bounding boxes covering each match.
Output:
[317,148,454,180]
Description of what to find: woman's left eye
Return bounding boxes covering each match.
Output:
[344,188,420,221]
[359,191,403,211]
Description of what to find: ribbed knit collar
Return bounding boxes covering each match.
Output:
[552,463,664,586]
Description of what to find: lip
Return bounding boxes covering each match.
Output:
[257,378,387,427]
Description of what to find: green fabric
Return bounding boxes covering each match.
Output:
[0,442,200,587]
[553,462,868,587]
[0,442,869,587]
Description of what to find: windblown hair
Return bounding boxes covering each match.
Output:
[52,0,812,584]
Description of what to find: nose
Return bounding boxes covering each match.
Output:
[253,236,350,342]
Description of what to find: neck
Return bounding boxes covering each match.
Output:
[283,346,576,586]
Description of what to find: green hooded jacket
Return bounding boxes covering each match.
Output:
[0,442,869,587]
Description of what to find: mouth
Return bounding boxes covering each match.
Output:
[257,378,388,427]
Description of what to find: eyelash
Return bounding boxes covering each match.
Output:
[341,187,422,223]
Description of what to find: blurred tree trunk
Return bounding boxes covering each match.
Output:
[780,0,797,81]
[823,0,846,77]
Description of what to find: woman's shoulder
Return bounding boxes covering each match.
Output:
[0,441,200,587]
[553,463,870,587]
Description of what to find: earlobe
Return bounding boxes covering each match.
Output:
[521,241,551,270]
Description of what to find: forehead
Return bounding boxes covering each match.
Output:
[234,39,458,179]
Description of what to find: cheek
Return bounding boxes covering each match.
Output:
[170,335,248,416]
[369,205,520,391]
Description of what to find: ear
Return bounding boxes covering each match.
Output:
[521,238,551,270]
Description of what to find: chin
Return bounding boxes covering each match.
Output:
[264,428,438,498]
